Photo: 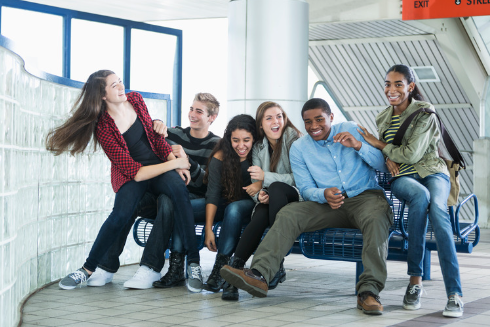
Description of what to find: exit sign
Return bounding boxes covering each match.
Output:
[403,0,490,20]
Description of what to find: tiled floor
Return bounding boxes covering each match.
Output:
[21,229,490,327]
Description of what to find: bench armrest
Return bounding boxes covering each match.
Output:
[395,200,409,240]
[452,194,479,245]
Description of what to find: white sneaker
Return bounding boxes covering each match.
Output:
[87,268,114,287]
[124,265,161,289]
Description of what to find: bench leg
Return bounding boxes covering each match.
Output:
[422,248,431,281]
[355,261,364,294]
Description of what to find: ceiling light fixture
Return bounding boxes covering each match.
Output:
[412,66,440,82]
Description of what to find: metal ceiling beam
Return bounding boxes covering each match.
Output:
[309,34,435,46]
[342,103,473,112]
[418,18,486,119]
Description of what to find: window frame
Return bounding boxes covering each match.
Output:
[0,0,182,125]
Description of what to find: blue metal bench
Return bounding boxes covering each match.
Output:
[133,217,300,254]
[299,172,480,289]
[133,218,206,250]
[133,172,480,291]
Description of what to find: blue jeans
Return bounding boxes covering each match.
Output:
[97,192,158,273]
[391,173,462,297]
[154,193,209,254]
[98,192,202,273]
[172,198,254,256]
[84,170,199,272]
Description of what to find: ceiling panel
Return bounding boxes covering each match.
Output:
[310,39,470,108]
[26,0,405,23]
[23,0,229,21]
[309,19,433,41]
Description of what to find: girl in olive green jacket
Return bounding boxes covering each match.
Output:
[358,64,463,318]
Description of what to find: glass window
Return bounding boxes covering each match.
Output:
[473,16,490,57]
[71,19,124,83]
[1,7,63,76]
[308,66,348,123]
[131,29,177,94]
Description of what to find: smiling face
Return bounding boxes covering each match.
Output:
[384,71,414,112]
[261,106,285,144]
[103,74,126,104]
[231,128,254,161]
[302,108,334,141]
[188,100,216,132]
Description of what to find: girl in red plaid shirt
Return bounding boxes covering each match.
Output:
[47,70,203,290]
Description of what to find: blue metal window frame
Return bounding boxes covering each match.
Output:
[0,0,181,125]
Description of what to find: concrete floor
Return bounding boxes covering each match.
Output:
[20,228,490,327]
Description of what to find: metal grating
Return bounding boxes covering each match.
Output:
[309,40,470,108]
[309,20,433,41]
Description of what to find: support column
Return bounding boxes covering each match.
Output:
[473,138,490,228]
[474,78,490,228]
[227,0,309,130]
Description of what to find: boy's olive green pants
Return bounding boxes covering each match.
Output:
[251,189,393,295]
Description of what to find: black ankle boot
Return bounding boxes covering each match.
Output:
[268,259,286,290]
[153,252,185,288]
[203,253,230,292]
[221,256,246,301]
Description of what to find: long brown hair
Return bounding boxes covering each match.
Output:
[255,101,301,172]
[46,70,115,155]
[204,114,257,202]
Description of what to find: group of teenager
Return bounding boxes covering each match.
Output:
[46,64,464,318]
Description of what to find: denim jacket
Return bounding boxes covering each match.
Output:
[376,99,448,178]
[251,126,301,202]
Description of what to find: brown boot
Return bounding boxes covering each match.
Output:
[357,291,383,315]
[220,267,268,298]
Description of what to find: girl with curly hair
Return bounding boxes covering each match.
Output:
[201,114,258,292]
[221,101,302,300]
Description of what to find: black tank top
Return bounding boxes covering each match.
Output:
[123,117,163,166]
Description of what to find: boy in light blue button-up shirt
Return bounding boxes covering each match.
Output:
[290,111,388,204]
[220,98,393,316]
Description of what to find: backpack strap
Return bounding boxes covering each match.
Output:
[391,107,465,169]
[392,108,425,146]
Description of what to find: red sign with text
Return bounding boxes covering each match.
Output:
[403,0,490,20]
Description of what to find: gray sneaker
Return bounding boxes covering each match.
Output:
[186,263,203,293]
[403,284,423,310]
[59,268,90,290]
[443,294,464,318]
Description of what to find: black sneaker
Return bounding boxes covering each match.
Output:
[59,268,90,290]
[403,284,423,310]
[443,295,464,318]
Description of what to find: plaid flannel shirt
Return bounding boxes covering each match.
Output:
[96,92,172,192]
